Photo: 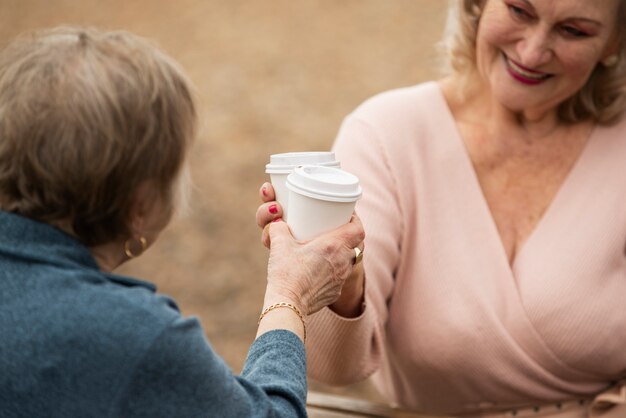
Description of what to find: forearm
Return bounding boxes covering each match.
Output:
[256,305,306,344]
[117,317,307,418]
[307,299,380,385]
[256,265,364,343]
[241,330,308,418]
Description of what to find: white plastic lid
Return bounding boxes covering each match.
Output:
[265,151,339,174]
[286,165,362,202]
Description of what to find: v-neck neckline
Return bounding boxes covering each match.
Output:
[432,82,599,276]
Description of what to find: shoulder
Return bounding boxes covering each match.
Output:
[81,274,182,342]
[599,112,626,136]
[335,81,453,162]
[337,81,452,153]
[30,268,184,356]
[592,113,626,177]
[1,264,190,398]
[347,81,447,127]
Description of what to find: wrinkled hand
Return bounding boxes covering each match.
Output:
[264,214,365,316]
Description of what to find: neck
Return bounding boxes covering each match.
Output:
[474,88,564,140]
[440,77,593,164]
[89,242,127,272]
[442,76,572,140]
[52,219,126,272]
[89,242,128,272]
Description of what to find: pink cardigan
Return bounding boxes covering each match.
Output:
[306,82,626,417]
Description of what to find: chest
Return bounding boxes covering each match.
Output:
[459,126,590,263]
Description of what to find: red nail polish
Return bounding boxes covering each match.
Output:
[262,187,268,196]
[269,204,278,214]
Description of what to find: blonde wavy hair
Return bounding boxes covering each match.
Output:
[0,27,196,246]
[444,0,626,124]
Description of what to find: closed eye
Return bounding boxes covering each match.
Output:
[559,25,590,38]
[508,5,533,21]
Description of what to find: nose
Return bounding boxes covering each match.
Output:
[516,27,554,68]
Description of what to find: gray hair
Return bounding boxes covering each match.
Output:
[0,27,197,245]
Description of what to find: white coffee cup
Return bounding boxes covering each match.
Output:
[265,152,340,217]
[285,165,362,241]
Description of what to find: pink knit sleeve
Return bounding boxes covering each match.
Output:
[307,116,403,385]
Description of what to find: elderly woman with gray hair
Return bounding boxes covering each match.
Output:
[257,0,626,417]
[0,27,364,417]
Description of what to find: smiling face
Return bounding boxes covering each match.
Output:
[475,0,620,118]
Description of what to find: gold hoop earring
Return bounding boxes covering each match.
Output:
[602,54,619,67]
[124,236,147,258]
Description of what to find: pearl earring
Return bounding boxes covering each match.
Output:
[602,54,619,67]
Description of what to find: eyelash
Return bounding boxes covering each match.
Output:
[507,4,590,39]
[508,4,532,20]
[559,26,589,38]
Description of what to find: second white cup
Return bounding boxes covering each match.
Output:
[265,152,340,218]
[286,165,362,241]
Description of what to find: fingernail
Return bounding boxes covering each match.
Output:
[262,187,268,196]
[269,204,278,214]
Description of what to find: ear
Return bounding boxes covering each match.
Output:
[127,181,157,236]
[600,40,621,67]
[602,30,621,60]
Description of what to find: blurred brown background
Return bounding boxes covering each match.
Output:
[1,0,448,401]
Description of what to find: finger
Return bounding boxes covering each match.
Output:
[256,201,283,228]
[333,214,365,249]
[267,218,293,247]
[263,218,284,248]
[308,218,364,268]
[259,182,276,203]
[262,223,272,248]
[312,213,364,250]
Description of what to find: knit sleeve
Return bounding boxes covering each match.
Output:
[306,115,402,385]
[115,316,307,418]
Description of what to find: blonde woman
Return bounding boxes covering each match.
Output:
[257,0,626,416]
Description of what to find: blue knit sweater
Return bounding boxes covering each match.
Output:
[0,210,307,417]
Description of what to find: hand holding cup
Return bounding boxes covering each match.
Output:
[264,215,365,315]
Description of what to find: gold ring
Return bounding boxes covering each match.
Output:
[353,247,363,265]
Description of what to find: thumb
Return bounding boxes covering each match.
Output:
[268,219,294,247]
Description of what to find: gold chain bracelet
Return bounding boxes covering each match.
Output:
[258,302,306,344]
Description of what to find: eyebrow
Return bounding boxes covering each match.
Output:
[517,0,605,27]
